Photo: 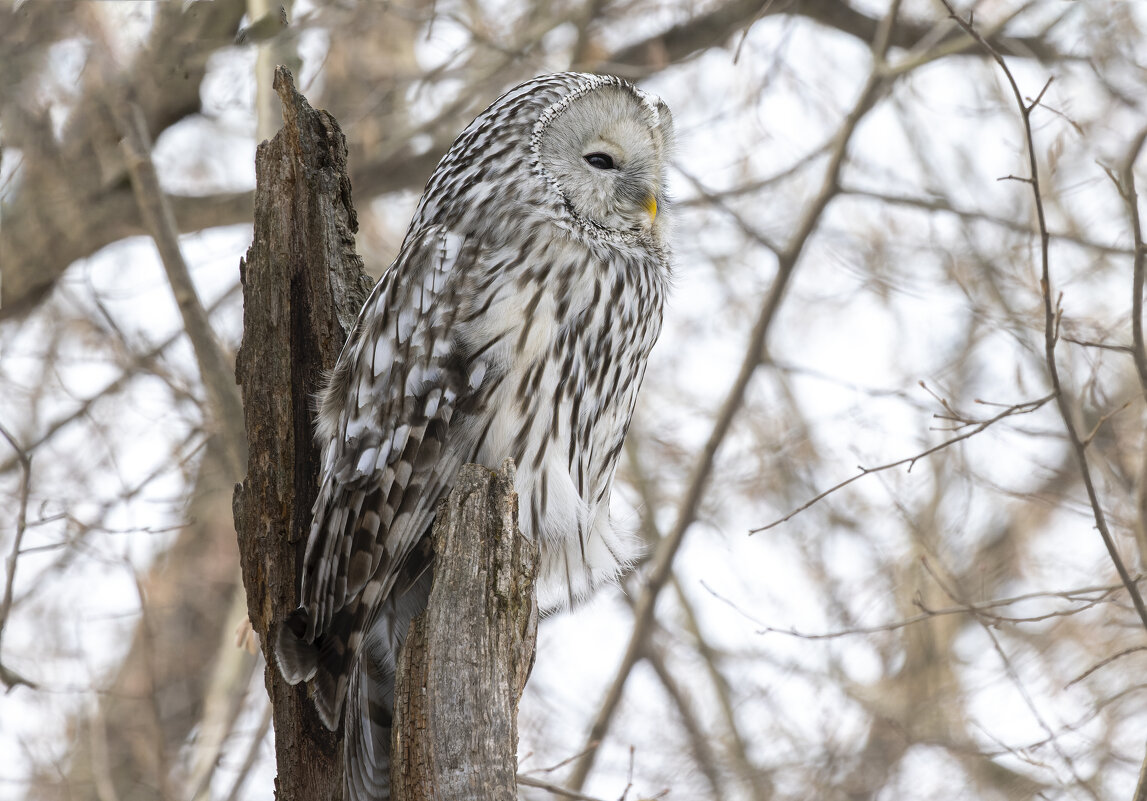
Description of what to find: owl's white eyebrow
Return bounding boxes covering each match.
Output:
[585,138,622,158]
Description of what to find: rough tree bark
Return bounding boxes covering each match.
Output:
[391,461,538,801]
[234,69,538,801]
[233,67,370,801]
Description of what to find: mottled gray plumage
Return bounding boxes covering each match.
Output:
[275,72,674,800]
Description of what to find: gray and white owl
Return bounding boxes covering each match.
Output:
[275,72,674,800]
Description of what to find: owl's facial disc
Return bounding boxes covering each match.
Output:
[536,83,673,236]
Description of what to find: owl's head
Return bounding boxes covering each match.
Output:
[533,78,674,238]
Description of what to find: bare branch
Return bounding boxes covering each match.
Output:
[705,574,1142,639]
[938,0,1147,634]
[0,423,37,691]
[128,566,175,801]
[517,774,611,801]
[672,577,771,801]
[1065,645,1147,689]
[752,393,1054,533]
[840,186,1136,257]
[641,635,725,799]
[601,0,1070,77]
[221,702,274,801]
[0,0,248,318]
[1117,125,1147,393]
[923,560,1103,799]
[108,97,247,481]
[0,284,240,476]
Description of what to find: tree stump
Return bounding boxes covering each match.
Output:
[233,66,369,801]
[234,68,537,801]
[391,460,538,801]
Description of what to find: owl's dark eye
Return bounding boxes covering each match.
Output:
[584,152,616,170]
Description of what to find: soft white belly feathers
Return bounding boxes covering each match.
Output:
[454,249,647,610]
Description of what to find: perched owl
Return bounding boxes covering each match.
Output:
[275,72,674,800]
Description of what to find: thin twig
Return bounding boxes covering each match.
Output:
[619,746,635,801]
[937,0,1147,634]
[1065,645,1147,689]
[922,559,1103,800]
[752,393,1053,533]
[1062,337,1133,354]
[1122,126,1147,394]
[517,775,610,801]
[706,574,1141,639]
[1079,400,1131,447]
[0,423,38,690]
[221,701,273,801]
[525,744,603,775]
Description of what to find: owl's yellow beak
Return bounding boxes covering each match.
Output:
[644,195,658,222]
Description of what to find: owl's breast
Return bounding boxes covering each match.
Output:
[448,236,664,608]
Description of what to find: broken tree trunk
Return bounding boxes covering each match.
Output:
[392,461,538,801]
[233,66,370,801]
[235,68,538,801]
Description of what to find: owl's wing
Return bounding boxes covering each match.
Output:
[275,224,484,726]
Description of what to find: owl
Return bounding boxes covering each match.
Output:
[275,72,674,800]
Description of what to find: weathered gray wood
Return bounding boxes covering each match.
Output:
[232,66,370,801]
[391,460,539,801]
[235,68,537,801]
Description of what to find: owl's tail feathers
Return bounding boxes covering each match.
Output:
[275,608,319,684]
[344,652,394,801]
[274,606,350,731]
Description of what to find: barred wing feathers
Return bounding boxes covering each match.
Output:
[275,225,481,728]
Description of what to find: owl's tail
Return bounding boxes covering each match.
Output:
[274,608,319,685]
[274,571,433,799]
[273,602,394,798]
[344,652,395,801]
[344,567,434,800]
[274,601,364,730]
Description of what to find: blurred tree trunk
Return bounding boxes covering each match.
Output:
[0,0,249,319]
[29,437,245,801]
